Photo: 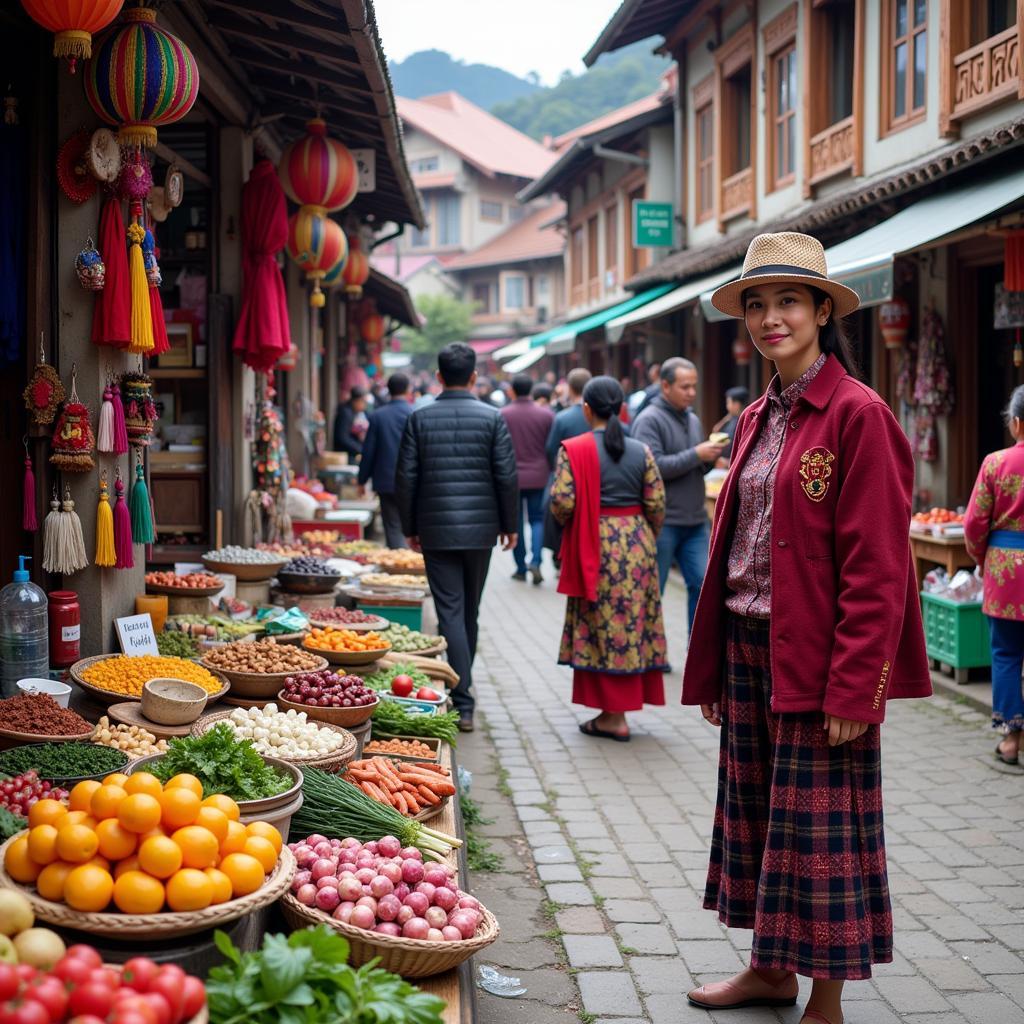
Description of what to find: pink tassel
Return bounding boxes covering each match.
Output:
[22,454,37,532]
[113,472,134,569]
[111,381,129,454]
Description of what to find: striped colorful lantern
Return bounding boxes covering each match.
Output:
[321,254,347,291]
[278,118,359,215]
[287,209,347,308]
[360,311,386,346]
[84,5,199,150]
[20,0,124,71]
[341,234,370,300]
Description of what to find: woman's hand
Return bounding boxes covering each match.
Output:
[701,703,722,727]
[823,714,869,746]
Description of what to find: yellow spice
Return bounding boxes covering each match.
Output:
[81,655,221,696]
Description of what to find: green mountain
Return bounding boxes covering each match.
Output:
[390,49,540,109]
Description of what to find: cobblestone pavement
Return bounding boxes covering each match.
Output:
[463,553,1024,1024]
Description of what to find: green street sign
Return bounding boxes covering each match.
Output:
[633,200,674,247]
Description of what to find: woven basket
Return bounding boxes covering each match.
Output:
[308,615,390,632]
[70,655,231,707]
[198,655,329,699]
[361,734,441,763]
[0,836,294,939]
[0,725,94,752]
[202,557,287,581]
[190,711,357,771]
[276,690,378,728]
[303,642,391,668]
[279,892,498,977]
[268,631,309,647]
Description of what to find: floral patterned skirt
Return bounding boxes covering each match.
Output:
[558,512,668,679]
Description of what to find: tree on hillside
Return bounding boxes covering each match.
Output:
[399,294,476,361]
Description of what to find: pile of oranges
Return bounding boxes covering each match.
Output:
[303,627,389,653]
[3,770,282,915]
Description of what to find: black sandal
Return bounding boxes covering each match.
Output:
[579,717,630,742]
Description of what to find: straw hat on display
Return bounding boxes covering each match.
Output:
[710,231,860,319]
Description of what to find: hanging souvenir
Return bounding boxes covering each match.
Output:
[22,439,37,533]
[117,152,153,202]
[121,370,157,446]
[142,228,161,286]
[19,0,125,72]
[86,128,121,184]
[42,486,89,576]
[97,374,115,453]
[126,217,154,354]
[56,130,97,204]
[110,376,129,453]
[23,335,66,425]
[91,195,131,347]
[95,471,115,568]
[49,364,96,473]
[129,456,153,545]
[75,236,105,291]
[112,467,133,569]
[147,220,169,356]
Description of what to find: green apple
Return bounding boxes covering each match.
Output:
[0,934,16,964]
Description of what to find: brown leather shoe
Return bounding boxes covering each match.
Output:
[687,967,798,1010]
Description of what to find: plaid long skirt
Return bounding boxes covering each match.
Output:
[703,614,892,980]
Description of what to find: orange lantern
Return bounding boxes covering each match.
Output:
[20,0,124,71]
[360,312,386,346]
[878,297,912,350]
[278,118,358,215]
[732,335,752,366]
[286,209,347,308]
[341,235,370,299]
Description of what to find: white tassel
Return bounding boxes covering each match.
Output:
[42,488,89,575]
[97,385,115,453]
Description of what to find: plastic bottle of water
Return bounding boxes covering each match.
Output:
[0,556,50,697]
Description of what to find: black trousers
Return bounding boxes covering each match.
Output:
[378,493,406,549]
[423,548,491,715]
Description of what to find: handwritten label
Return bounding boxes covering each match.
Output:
[116,614,159,656]
[61,625,80,643]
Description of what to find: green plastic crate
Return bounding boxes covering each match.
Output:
[920,592,991,669]
[357,603,423,631]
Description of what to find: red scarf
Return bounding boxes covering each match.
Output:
[557,432,600,602]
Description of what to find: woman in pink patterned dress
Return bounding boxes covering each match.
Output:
[964,385,1024,764]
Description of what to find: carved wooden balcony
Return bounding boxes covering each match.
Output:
[808,115,856,186]
[952,27,1019,120]
[720,167,753,222]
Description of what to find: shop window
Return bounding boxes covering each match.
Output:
[723,67,751,174]
[715,25,755,224]
[970,0,1015,44]
[503,275,526,311]
[472,281,492,313]
[411,155,439,173]
[410,220,431,248]
[695,99,714,222]
[882,0,927,133]
[624,185,649,279]
[480,199,503,222]
[435,194,461,246]
[764,9,799,194]
[604,203,618,286]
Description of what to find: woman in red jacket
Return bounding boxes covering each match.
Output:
[682,233,931,1024]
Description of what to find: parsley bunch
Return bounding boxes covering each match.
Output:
[206,927,446,1024]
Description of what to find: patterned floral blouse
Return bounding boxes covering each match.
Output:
[964,441,1024,621]
[725,353,828,618]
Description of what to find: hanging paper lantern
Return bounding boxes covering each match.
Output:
[360,312,386,346]
[321,256,346,290]
[278,119,358,214]
[341,234,370,299]
[84,6,199,150]
[878,297,912,350]
[732,335,752,366]
[20,0,124,71]
[286,209,347,308]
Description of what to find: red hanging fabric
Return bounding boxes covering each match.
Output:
[232,159,291,371]
[91,195,131,348]
[1005,230,1024,293]
[557,432,601,603]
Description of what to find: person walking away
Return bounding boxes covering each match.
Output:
[682,232,931,1024]
[358,372,413,549]
[711,386,749,465]
[502,374,555,584]
[395,343,519,733]
[551,376,668,741]
[333,386,368,460]
[632,358,724,633]
[531,381,554,407]
[964,384,1024,765]
[544,368,593,565]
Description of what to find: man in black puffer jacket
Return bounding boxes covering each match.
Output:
[395,343,519,731]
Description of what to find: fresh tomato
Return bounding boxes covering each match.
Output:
[68,982,117,1020]
[122,958,159,994]
[12,969,34,987]
[415,687,440,701]
[391,674,415,697]
[67,1017,107,1024]
[87,967,121,990]
[141,992,172,1024]
[24,977,68,1021]
[52,956,92,988]
[0,967,17,1003]
[148,971,184,1024]
[109,1012,155,1024]
[0,999,49,1024]
[180,977,205,1020]
[64,946,102,969]
[111,995,158,1024]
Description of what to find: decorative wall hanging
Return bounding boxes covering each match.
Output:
[42,486,89,576]
[84,4,199,150]
[165,165,184,207]
[278,118,358,215]
[86,128,121,182]
[110,375,129,453]
[286,208,346,308]
[22,439,37,533]
[121,370,156,445]
[126,219,153,353]
[23,336,66,425]
[57,130,97,203]
[911,307,954,462]
[75,236,105,291]
[113,467,133,568]
[146,219,169,356]
[117,150,152,200]
[49,365,96,472]
[19,0,125,72]
[340,234,369,299]
[878,297,912,350]
[91,195,131,346]
[95,471,115,567]
[129,455,153,544]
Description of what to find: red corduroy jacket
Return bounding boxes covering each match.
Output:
[682,354,931,724]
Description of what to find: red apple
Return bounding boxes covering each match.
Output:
[391,674,415,697]
[416,687,441,702]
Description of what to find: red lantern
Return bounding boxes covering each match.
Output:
[1004,230,1024,292]
[278,118,358,215]
[20,0,124,71]
[878,297,912,350]
[277,344,300,371]
[732,335,752,366]
[341,235,370,300]
[360,312,386,346]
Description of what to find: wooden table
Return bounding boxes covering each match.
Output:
[909,531,975,589]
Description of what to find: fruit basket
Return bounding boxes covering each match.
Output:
[307,643,392,668]
[276,690,379,728]
[70,654,231,707]
[308,614,390,632]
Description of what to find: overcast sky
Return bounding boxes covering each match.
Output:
[374,0,624,86]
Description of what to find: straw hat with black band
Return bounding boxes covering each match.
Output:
[710,231,860,319]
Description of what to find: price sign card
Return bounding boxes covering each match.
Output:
[116,614,159,656]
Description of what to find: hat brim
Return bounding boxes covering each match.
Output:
[710,272,860,319]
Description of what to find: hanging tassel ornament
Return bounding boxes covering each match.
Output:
[111,377,129,454]
[97,375,115,453]
[22,440,37,532]
[49,363,96,473]
[127,217,154,355]
[23,334,66,426]
[122,371,157,446]
[91,196,131,347]
[147,221,169,356]
[113,469,134,569]
[42,486,89,576]
[129,457,154,545]
[95,472,116,568]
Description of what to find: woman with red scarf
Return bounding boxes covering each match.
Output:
[550,376,668,741]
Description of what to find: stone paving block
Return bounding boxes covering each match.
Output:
[474,995,573,1024]
[949,992,1024,1024]
[952,941,1024,974]
[575,836,620,854]
[674,939,744,974]
[901,1015,973,1024]
[536,864,584,883]
[926,880,990,904]
[514,805,554,822]
[628,955,694,995]
[543,881,594,906]
[643,993,724,1023]
[988,925,1024,950]
[873,976,953,1013]
[564,820,612,840]
[555,906,605,934]
[842,1003,903,1024]
[532,844,574,864]
[895,930,956,959]
[665,909,728,940]
[576,971,643,1016]
[621,841,674,862]
[921,916,992,941]
[562,933,623,968]
[603,899,663,923]
[591,876,645,899]
[914,957,990,991]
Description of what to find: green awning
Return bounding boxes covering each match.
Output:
[528,284,676,348]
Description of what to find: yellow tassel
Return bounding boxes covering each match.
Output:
[95,475,116,567]
[127,223,154,354]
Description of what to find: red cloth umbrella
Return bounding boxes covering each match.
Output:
[232,159,291,371]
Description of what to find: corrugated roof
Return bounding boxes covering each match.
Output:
[397,92,556,181]
[444,201,567,271]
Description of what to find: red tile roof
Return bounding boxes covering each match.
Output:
[412,171,458,190]
[444,201,566,271]
[553,87,669,150]
[397,92,556,181]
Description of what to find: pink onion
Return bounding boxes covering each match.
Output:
[394,882,410,902]
[377,836,401,858]
[403,891,429,917]
[376,894,401,922]
[333,903,354,924]
[311,858,337,881]
[432,887,458,911]
[379,862,402,885]
[400,847,423,861]
[337,848,358,865]
[315,887,340,912]
[316,876,339,890]
[364,841,379,855]
[340,837,361,849]
[427,928,445,942]
[313,841,334,858]
[448,911,478,939]
[349,905,376,930]
[307,834,329,847]
[370,875,395,898]
[295,884,317,906]
[337,877,363,902]
[401,860,425,885]
[425,906,448,929]
[457,895,481,911]
[441,926,463,943]
[374,922,402,937]
[356,855,376,870]
[355,868,376,885]
[396,905,414,925]
[415,881,436,902]
[291,870,312,891]
[294,847,317,869]
[355,896,378,915]
[402,917,430,940]
[422,865,449,888]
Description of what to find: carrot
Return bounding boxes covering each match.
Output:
[412,762,447,774]
[416,784,441,805]
[373,757,404,785]
[393,790,409,815]
[359,780,385,801]
[404,791,421,814]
